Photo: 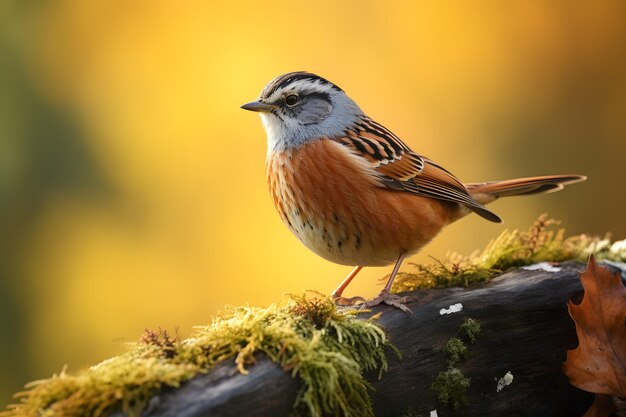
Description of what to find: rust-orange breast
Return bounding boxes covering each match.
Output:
[266,139,451,266]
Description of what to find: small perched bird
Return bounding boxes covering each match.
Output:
[242,71,586,311]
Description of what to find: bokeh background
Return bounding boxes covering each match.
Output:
[1,0,625,407]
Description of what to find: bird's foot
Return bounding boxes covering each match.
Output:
[360,289,412,314]
[332,295,367,307]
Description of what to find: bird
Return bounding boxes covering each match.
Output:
[241,71,586,311]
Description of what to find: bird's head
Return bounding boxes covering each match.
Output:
[241,72,363,151]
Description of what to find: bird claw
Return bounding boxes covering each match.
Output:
[359,289,412,314]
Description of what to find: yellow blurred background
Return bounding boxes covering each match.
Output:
[1,0,625,407]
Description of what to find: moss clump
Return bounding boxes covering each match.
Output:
[431,367,470,409]
[392,214,626,293]
[139,328,179,358]
[444,318,482,365]
[1,294,389,417]
[433,318,481,409]
[459,317,481,344]
[444,338,469,364]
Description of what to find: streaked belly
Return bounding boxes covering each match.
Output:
[266,139,450,266]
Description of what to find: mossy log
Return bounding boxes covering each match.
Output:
[111,261,626,417]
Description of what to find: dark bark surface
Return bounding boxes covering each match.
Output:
[129,357,299,417]
[113,261,626,417]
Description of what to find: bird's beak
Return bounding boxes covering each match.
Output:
[240,101,276,113]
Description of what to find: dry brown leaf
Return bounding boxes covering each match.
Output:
[583,394,616,417]
[564,255,626,416]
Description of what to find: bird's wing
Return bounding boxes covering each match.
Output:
[334,117,501,222]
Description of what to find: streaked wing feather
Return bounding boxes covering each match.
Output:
[337,118,424,181]
[411,164,502,222]
[334,116,501,223]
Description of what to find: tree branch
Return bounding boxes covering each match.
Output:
[112,261,626,417]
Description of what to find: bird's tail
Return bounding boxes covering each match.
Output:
[466,175,587,207]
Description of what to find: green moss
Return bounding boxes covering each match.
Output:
[392,214,626,293]
[1,294,389,417]
[459,317,481,344]
[444,338,469,364]
[431,367,470,409]
[433,318,481,409]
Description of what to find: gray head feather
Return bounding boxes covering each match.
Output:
[255,72,364,153]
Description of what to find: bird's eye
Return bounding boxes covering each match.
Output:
[285,94,299,106]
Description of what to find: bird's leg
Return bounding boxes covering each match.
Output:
[360,252,411,313]
[331,265,366,306]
